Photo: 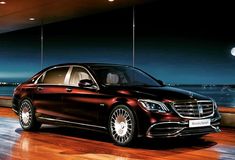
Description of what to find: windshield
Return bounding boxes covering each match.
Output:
[91,65,162,87]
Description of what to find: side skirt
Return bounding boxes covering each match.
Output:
[37,117,107,133]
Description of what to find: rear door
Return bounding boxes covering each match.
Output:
[33,66,70,120]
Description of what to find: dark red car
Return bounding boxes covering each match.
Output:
[12,63,221,146]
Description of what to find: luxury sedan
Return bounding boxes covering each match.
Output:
[12,63,221,146]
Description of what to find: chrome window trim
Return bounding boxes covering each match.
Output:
[171,100,215,119]
[35,65,71,85]
[34,65,100,90]
[35,72,45,84]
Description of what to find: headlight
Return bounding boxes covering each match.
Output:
[138,99,169,113]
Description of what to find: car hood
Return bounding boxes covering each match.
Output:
[103,86,210,101]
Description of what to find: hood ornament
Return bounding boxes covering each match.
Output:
[198,104,204,116]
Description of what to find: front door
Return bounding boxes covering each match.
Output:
[62,66,101,125]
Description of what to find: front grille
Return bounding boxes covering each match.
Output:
[172,100,214,118]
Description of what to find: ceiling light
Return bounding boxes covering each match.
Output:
[29,18,35,21]
[108,0,114,2]
[0,1,6,4]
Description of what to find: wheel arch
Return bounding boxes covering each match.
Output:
[19,96,33,106]
[18,96,35,112]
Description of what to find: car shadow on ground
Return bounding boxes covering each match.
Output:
[133,136,217,150]
[15,124,217,151]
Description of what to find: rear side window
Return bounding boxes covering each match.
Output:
[39,67,69,84]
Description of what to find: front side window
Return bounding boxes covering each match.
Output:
[69,67,92,86]
[39,67,69,85]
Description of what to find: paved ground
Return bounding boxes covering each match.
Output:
[0,107,235,160]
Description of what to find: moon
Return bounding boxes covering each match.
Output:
[231,47,235,56]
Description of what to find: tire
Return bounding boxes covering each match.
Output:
[109,105,137,146]
[19,99,41,131]
[188,135,205,139]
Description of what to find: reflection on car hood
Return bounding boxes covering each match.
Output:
[104,86,210,101]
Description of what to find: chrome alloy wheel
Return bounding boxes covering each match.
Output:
[20,101,32,127]
[110,108,133,144]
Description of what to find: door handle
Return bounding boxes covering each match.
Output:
[37,86,43,91]
[66,88,72,92]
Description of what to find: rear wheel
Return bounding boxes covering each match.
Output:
[19,99,41,131]
[109,105,137,146]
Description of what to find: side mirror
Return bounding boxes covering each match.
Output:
[78,79,95,88]
[157,79,164,86]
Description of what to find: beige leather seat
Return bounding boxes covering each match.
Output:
[106,73,119,84]
[70,71,90,86]
[78,72,90,81]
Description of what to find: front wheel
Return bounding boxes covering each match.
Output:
[109,105,137,146]
[19,99,41,131]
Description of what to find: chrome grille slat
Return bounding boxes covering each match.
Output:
[180,112,198,115]
[203,108,212,111]
[176,108,197,111]
[172,100,214,118]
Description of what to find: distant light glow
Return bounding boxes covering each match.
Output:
[0,1,6,4]
[0,72,33,78]
[29,17,35,21]
[108,0,114,2]
[231,47,235,56]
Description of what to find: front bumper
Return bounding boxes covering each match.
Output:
[146,116,221,138]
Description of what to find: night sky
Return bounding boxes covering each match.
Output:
[0,0,235,84]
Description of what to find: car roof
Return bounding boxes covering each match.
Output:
[47,63,132,68]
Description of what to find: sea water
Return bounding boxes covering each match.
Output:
[178,85,235,107]
[0,86,16,96]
